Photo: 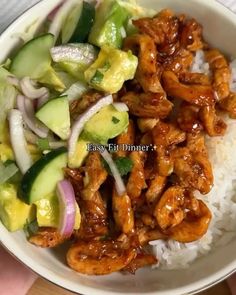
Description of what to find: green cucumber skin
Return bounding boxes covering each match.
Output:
[37,95,67,110]
[69,2,95,43]
[20,147,67,204]
[10,34,54,79]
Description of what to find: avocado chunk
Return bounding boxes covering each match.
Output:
[84,45,138,94]
[82,104,129,144]
[89,0,129,48]
[35,194,81,229]
[0,183,34,232]
[38,67,66,92]
[68,137,90,168]
[36,96,70,140]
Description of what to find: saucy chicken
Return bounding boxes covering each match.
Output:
[29,8,236,276]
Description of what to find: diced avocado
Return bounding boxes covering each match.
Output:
[54,70,77,89]
[89,0,129,48]
[38,67,66,92]
[68,137,89,168]
[82,104,129,144]
[35,194,81,229]
[10,34,54,79]
[57,61,84,80]
[20,147,67,204]
[0,183,34,232]
[36,96,70,140]
[0,143,14,163]
[84,45,138,93]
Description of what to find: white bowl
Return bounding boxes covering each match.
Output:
[1,0,236,294]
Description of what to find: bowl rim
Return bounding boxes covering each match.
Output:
[1,0,236,294]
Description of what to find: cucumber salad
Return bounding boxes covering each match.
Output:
[0,0,146,234]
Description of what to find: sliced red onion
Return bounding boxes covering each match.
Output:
[68,95,113,158]
[56,179,76,237]
[49,141,67,149]
[100,149,126,196]
[214,91,220,102]
[17,95,49,138]
[24,129,66,149]
[24,129,39,144]
[62,81,88,101]
[20,77,49,100]
[8,110,33,174]
[113,102,129,112]
[48,0,78,43]
[37,93,50,109]
[47,0,66,22]
[7,75,20,87]
[50,44,97,64]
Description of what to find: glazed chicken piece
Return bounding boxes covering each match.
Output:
[162,71,215,106]
[123,253,157,274]
[121,91,173,118]
[177,103,203,133]
[199,106,227,136]
[137,227,166,245]
[116,120,135,157]
[133,9,179,48]
[205,49,231,100]
[167,200,212,243]
[127,151,147,199]
[82,152,108,200]
[76,191,108,240]
[180,18,204,52]
[179,72,211,85]
[70,90,103,120]
[29,228,65,248]
[172,133,213,194]
[112,189,134,234]
[154,186,186,230]
[137,118,159,133]
[67,239,137,275]
[64,167,84,199]
[152,121,186,176]
[145,175,167,205]
[123,34,163,93]
[162,48,193,75]
[219,92,236,119]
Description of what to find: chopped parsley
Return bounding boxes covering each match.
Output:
[102,61,111,72]
[112,116,120,124]
[102,156,133,177]
[91,70,104,84]
[37,138,50,151]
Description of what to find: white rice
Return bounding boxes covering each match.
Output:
[150,50,236,269]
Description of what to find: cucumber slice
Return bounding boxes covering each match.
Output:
[36,96,70,140]
[10,34,54,79]
[20,147,67,204]
[69,1,95,43]
[62,2,83,43]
